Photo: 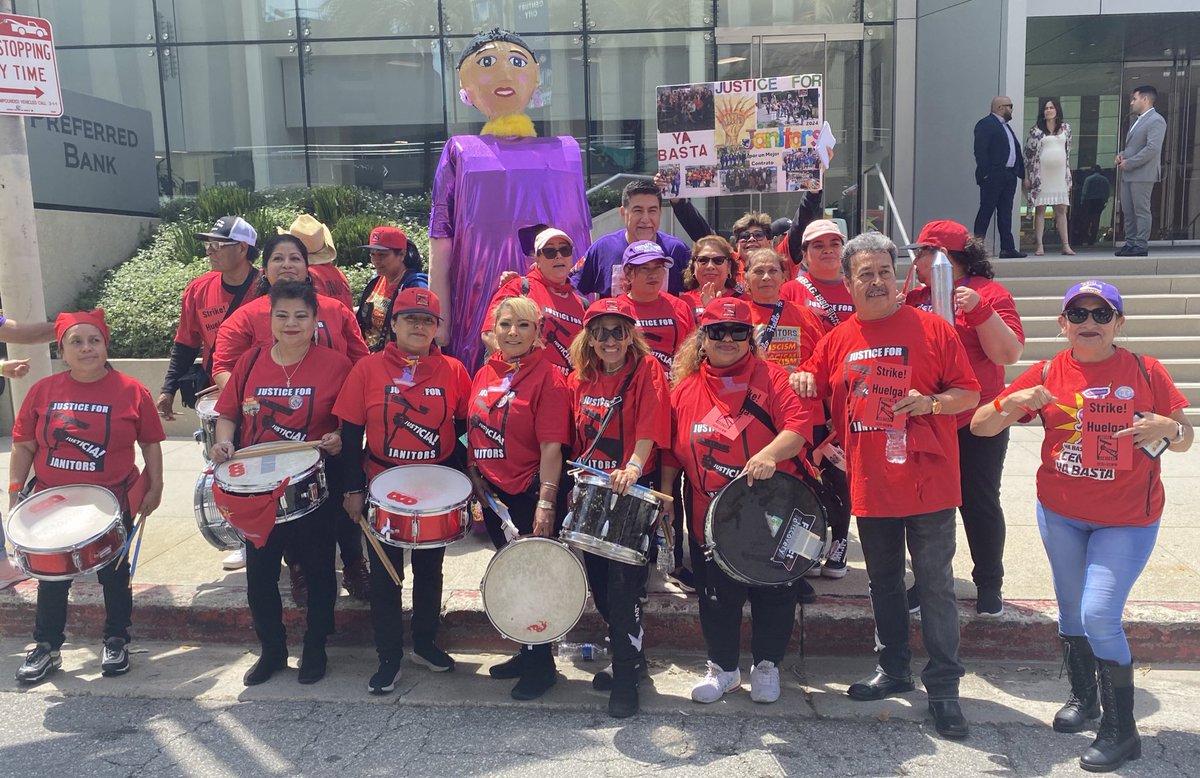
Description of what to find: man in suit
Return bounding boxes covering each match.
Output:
[973,97,1027,258]
[1115,85,1167,257]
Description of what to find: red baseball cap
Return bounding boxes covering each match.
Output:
[901,220,971,252]
[362,226,408,252]
[582,296,637,327]
[698,297,753,327]
[391,288,441,320]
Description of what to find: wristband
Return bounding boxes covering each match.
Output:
[992,398,1010,417]
[8,482,24,493]
[536,500,554,511]
[961,298,995,327]
[626,460,643,475]
[540,481,558,492]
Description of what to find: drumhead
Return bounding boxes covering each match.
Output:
[574,470,661,508]
[195,395,219,420]
[705,471,828,586]
[369,465,472,513]
[481,537,588,645]
[7,485,121,550]
[215,445,320,491]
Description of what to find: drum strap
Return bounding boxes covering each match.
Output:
[797,276,841,327]
[575,359,639,465]
[755,300,786,351]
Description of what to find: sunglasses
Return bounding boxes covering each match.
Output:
[703,324,752,342]
[589,324,629,342]
[1064,307,1116,324]
[539,244,573,259]
[204,240,236,251]
[694,255,729,266]
[735,230,768,242]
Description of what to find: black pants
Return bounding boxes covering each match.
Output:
[689,536,796,671]
[286,474,362,569]
[245,499,337,653]
[367,542,445,662]
[1082,199,1106,245]
[34,513,134,649]
[583,553,648,672]
[974,168,1020,251]
[958,425,1009,592]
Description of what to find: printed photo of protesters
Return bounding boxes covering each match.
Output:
[685,165,717,189]
[659,165,682,197]
[757,88,820,128]
[717,145,750,169]
[785,170,820,192]
[783,148,821,172]
[720,166,778,194]
[657,84,715,133]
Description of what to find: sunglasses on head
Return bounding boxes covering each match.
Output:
[735,230,767,242]
[589,324,629,342]
[703,323,752,342]
[694,255,728,266]
[539,244,573,259]
[1064,307,1116,324]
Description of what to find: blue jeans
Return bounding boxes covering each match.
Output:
[857,508,964,700]
[1036,502,1159,664]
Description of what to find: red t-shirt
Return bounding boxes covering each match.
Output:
[212,293,370,377]
[906,275,1025,428]
[568,355,671,474]
[334,345,472,478]
[622,292,696,374]
[680,287,742,322]
[749,299,826,373]
[174,271,263,359]
[467,348,573,494]
[13,370,166,494]
[482,267,585,376]
[999,348,1187,526]
[803,306,980,518]
[669,354,818,540]
[785,273,856,333]
[307,264,354,311]
[215,344,350,446]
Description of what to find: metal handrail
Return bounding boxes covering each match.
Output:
[859,162,914,253]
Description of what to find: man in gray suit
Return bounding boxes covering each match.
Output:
[1115,85,1167,257]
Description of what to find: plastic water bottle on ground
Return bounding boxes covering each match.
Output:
[655,525,672,576]
[885,426,908,464]
[556,641,608,661]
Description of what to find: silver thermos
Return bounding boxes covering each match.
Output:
[930,251,955,325]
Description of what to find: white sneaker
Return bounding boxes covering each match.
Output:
[0,558,29,590]
[750,660,781,703]
[222,547,247,570]
[690,660,741,703]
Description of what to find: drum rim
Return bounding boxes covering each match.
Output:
[368,465,473,512]
[13,521,128,581]
[214,457,323,493]
[192,471,243,551]
[574,471,662,507]
[367,503,470,548]
[559,529,648,566]
[480,537,589,645]
[367,494,472,519]
[6,485,123,552]
[194,396,219,416]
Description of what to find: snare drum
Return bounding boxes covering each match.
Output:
[213,443,327,523]
[704,471,828,587]
[367,465,472,548]
[562,472,661,565]
[480,537,588,645]
[195,395,219,461]
[6,485,127,581]
[193,469,243,550]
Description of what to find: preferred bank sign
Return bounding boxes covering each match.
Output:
[0,13,62,117]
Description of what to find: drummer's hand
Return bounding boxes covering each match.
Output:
[1,358,30,379]
[790,371,817,398]
[211,441,235,464]
[467,468,489,504]
[609,465,639,496]
[138,486,163,519]
[532,505,555,537]
[343,491,366,520]
[743,450,778,486]
[497,270,519,288]
[318,432,342,457]
[155,392,176,421]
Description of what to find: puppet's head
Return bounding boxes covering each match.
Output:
[457,28,540,137]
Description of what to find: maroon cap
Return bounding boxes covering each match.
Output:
[362,226,408,252]
[698,297,753,327]
[391,288,441,320]
[901,220,971,253]
[583,296,637,327]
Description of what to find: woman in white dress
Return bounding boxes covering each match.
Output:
[1024,98,1074,256]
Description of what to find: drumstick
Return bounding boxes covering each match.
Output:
[128,515,148,586]
[115,515,145,569]
[229,439,323,460]
[355,514,402,586]
[196,384,220,398]
[567,461,674,504]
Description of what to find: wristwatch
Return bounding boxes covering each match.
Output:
[1171,421,1186,443]
[929,395,942,416]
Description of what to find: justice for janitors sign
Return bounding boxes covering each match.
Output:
[24,89,157,215]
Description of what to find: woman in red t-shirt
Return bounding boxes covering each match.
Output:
[743,248,825,373]
[467,296,572,701]
[10,309,165,684]
[211,281,350,688]
[566,297,671,718]
[662,298,816,708]
[679,236,742,321]
[618,241,695,374]
[972,280,1192,772]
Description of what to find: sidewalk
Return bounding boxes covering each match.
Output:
[1,427,1198,661]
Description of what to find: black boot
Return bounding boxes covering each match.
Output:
[607,664,639,719]
[511,645,556,701]
[243,647,288,686]
[1079,659,1141,772]
[489,649,527,680]
[1054,634,1100,733]
[298,636,327,685]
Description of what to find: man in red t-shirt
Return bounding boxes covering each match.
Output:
[618,241,695,374]
[796,232,980,739]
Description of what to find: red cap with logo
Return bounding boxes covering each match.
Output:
[582,296,637,327]
[390,288,441,320]
[698,297,753,327]
[900,220,971,253]
[362,226,408,252]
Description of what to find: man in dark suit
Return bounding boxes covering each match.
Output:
[973,97,1027,258]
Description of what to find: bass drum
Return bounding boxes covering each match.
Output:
[704,471,828,587]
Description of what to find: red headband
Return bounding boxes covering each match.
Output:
[55,309,109,346]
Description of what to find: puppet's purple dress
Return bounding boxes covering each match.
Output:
[430,134,591,370]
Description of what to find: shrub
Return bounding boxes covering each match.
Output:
[587,185,622,218]
[197,186,264,224]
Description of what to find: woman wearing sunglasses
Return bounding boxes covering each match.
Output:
[482,227,585,376]
[468,296,572,701]
[680,236,742,320]
[661,298,818,706]
[972,280,1191,772]
[566,297,671,718]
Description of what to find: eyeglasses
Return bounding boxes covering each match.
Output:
[1064,307,1116,324]
[589,324,628,342]
[703,324,752,342]
[204,240,236,252]
[398,314,437,328]
[539,244,573,259]
[735,230,768,242]
[694,255,728,266]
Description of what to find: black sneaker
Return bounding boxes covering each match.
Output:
[822,538,849,579]
[368,658,402,695]
[666,566,696,594]
[488,651,526,680]
[410,642,455,672]
[15,643,60,683]
[976,588,1004,617]
[795,577,817,605]
[907,585,920,614]
[100,637,130,676]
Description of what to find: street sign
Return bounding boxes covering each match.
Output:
[0,13,61,117]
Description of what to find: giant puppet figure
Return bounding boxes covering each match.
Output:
[429,28,591,370]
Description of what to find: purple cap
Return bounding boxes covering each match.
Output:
[1063,280,1123,314]
[621,240,673,268]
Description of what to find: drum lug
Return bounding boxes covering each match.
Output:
[71,549,84,573]
[411,518,420,541]
[562,510,573,529]
[702,546,714,562]
[12,550,28,575]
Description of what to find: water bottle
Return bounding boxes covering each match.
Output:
[930,251,955,325]
[655,525,672,576]
[885,425,908,464]
[556,641,608,661]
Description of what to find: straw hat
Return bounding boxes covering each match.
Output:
[278,214,336,265]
